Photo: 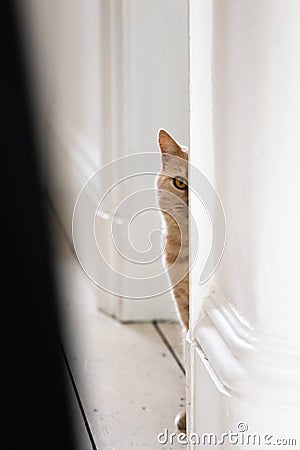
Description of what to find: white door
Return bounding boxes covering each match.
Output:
[187,0,300,447]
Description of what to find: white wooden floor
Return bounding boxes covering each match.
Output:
[50,209,187,450]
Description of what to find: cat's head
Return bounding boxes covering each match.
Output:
[156,129,188,217]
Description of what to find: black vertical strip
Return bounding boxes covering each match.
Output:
[1,2,76,449]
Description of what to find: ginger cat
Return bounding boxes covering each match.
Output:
[156,129,189,430]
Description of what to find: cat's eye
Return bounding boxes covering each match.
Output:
[173,177,187,190]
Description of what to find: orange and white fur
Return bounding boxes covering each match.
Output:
[156,129,189,430]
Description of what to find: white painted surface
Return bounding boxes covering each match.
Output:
[188,0,300,446]
[18,0,189,321]
[211,0,300,337]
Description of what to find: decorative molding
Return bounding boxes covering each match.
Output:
[189,287,300,408]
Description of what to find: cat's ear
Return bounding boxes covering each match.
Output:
[158,129,181,156]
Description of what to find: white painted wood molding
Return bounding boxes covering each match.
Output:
[189,288,300,406]
[186,288,300,448]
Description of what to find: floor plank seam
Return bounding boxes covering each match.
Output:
[60,341,98,450]
[152,321,185,375]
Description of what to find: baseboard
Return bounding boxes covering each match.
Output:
[189,287,300,407]
[186,288,300,448]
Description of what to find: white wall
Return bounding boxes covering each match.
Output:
[188,0,300,446]
[18,0,189,322]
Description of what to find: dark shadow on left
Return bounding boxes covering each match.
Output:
[1,3,77,449]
